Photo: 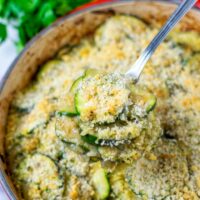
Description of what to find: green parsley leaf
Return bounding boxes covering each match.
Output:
[0,0,92,46]
[14,0,40,13]
[0,0,5,13]
[7,0,25,18]
[54,1,72,15]
[38,3,56,26]
[0,23,7,43]
[69,0,91,8]
[18,25,27,45]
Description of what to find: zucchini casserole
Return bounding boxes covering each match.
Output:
[5,15,200,199]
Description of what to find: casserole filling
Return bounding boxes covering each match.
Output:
[5,15,200,199]
[76,71,159,146]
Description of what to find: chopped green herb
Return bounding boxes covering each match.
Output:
[0,23,7,43]
[0,0,5,13]
[0,0,92,47]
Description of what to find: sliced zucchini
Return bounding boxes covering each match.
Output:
[145,94,157,113]
[81,134,98,145]
[55,116,81,145]
[76,73,159,145]
[73,69,98,114]
[58,93,79,117]
[74,90,85,115]
[109,164,135,200]
[60,147,89,176]
[129,85,157,114]
[84,68,99,77]
[55,116,99,158]
[6,134,39,172]
[80,120,143,145]
[37,118,65,161]
[57,76,84,116]
[97,143,141,163]
[63,77,84,116]
[70,76,84,94]
[91,162,110,199]
[82,134,130,147]
[75,73,129,124]
[19,98,54,135]
[15,154,64,200]
[79,109,161,149]
[63,68,98,116]
[96,114,160,163]
[64,173,95,200]
[95,15,147,47]
[57,92,78,117]
[186,53,200,73]
[37,60,64,80]
[12,105,33,115]
[11,84,39,114]
[169,31,200,52]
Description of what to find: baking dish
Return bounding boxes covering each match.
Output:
[0,0,200,199]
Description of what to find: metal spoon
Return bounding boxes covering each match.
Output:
[126,0,197,81]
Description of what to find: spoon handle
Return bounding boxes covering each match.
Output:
[126,0,197,81]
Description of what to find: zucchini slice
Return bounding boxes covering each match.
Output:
[91,162,110,199]
[55,117,99,158]
[6,135,39,172]
[109,164,135,200]
[73,69,98,114]
[74,90,85,115]
[186,53,200,73]
[95,15,147,47]
[97,143,141,163]
[37,118,65,161]
[66,69,98,115]
[60,147,89,176]
[37,60,64,80]
[129,85,157,114]
[80,120,142,145]
[19,98,55,135]
[84,68,99,77]
[61,75,86,116]
[64,173,95,200]
[12,106,33,115]
[55,116,81,145]
[81,134,98,145]
[145,94,157,113]
[75,73,130,124]
[11,84,39,115]
[70,76,84,94]
[76,73,159,145]
[57,93,78,117]
[169,31,200,52]
[15,154,64,200]
[55,116,99,158]
[81,134,130,147]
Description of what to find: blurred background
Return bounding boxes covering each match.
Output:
[0,0,100,80]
